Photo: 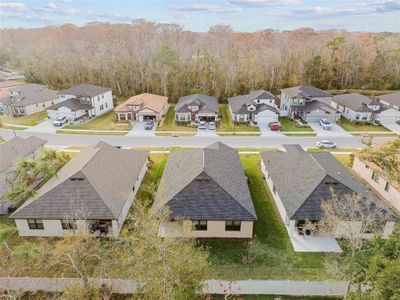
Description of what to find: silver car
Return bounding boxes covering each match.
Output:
[319,119,332,130]
[316,140,337,149]
[198,121,207,129]
[208,121,216,130]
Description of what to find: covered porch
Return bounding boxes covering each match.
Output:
[116,111,133,123]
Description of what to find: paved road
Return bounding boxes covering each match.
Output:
[1,128,395,149]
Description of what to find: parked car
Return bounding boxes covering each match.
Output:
[53,116,68,127]
[208,121,216,130]
[268,121,280,131]
[198,121,207,129]
[319,119,332,130]
[144,119,154,130]
[316,140,337,149]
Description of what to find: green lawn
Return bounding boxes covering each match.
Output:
[157,105,197,132]
[1,111,47,126]
[64,111,131,131]
[351,133,398,137]
[57,130,127,136]
[155,132,196,137]
[333,154,353,168]
[201,155,336,280]
[217,104,260,133]
[0,125,27,130]
[278,117,313,132]
[337,116,390,132]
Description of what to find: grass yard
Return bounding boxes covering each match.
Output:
[352,132,398,137]
[56,130,127,136]
[337,116,390,132]
[333,154,354,168]
[0,125,27,130]
[217,104,260,133]
[1,111,47,126]
[64,111,132,131]
[157,105,197,132]
[201,155,336,280]
[278,117,313,132]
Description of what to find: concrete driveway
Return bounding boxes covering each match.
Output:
[126,121,156,136]
[381,122,400,134]
[308,122,351,137]
[258,122,283,136]
[26,119,59,134]
[197,127,217,136]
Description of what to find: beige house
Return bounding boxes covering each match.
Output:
[353,157,400,213]
[10,142,149,237]
[0,84,59,117]
[114,93,168,122]
[174,94,219,124]
[153,142,257,238]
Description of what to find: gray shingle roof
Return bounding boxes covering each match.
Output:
[152,142,256,221]
[10,142,148,220]
[175,94,219,114]
[281,85,331,98]
[0,137,46,173]
[291,100,338,114]
[61,84,111,98]
[48,98,93,112]
[378,92,400,107]
[228,90,277,114]
[332,93,374,112]
[0,84,58,107]
[261,145,395,221]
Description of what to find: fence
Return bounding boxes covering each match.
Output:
[0,277,349,297]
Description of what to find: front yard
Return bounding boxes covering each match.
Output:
[337,116,390,132]
[278,117,313,132]
[63,111,131,131]
[217,104,260,133]
[157,105,197,132]
[1,111,47,126]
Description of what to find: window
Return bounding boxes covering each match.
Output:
[42,103,46,107]
[384,182,390,192]
[273,185,276,194]
[105,102,108,108]
[97,96,100,101]
[225,220,241,231]
[192,220,207,231]
[362,115,368,120]
[27,219,44,230]
[372,171,380,183]
[355,114,360,120]
[100,104,104,111]
[61,219,77,230]
[102,94,104,99]
[36,104,38,107]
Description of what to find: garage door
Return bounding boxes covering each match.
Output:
[306,115,337,123]
[379,114,399,123]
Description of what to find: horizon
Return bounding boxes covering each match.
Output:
[0,0,399,32]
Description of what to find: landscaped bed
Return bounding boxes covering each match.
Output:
[1,111,47,126]
[217,104,260,133]
[278,117,313,132]
[157,105,197,132]
[337,116,390,132]
[63,111,132,131]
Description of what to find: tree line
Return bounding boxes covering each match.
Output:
[0,21,399,102]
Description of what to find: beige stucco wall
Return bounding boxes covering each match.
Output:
[352,157,400,213]
[158,220,254,238]
[25,98,59,115]
[14,219,89,237]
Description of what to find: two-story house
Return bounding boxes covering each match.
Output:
[174,94,219,124]
[376,92,400,123]
[227,90,279,125]
[280,85,340,123]
[47,84,113,121]
[0,84,59,117]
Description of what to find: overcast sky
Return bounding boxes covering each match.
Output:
[0,0,399,32]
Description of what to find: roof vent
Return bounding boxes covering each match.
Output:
[70,177,84,181]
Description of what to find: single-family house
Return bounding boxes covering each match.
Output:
[376,93,400,123]
[261,145,397,241]
[48,84,113,121]
[0,84,59,117]
[227,90,279,125]
[331,93,385,122]
[0,80,24,114]
[152,142,257,238]
[0,136,46,199]
[10,142,149,237]
[280,85,339,123]
[114,93,168,123]
[174,94,219,123]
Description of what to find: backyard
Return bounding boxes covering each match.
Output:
[156,105,197,132]
[337,116,390,132]
[278,117,313,132]
[1,111,47,126]
[217,104,260,133]
[63,111,132,131]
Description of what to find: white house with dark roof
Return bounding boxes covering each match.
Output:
[152,142,257,238]
[228,90,279,125]
[376,92,400,123]
[48,84,113,121]
[280,85,340,123]
[261,145,397,250]
[10,142,149,237]
[0,84,59,117]
[174,94,219,123]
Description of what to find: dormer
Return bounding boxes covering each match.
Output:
[367,100,381,111]
[187,100,200,112]
[247,104,256,111]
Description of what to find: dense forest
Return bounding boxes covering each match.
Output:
[0,21,399,102]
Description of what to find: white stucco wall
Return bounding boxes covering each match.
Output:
[333,102,372,122]
[352,157,400,213]
[14,219,89,237]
